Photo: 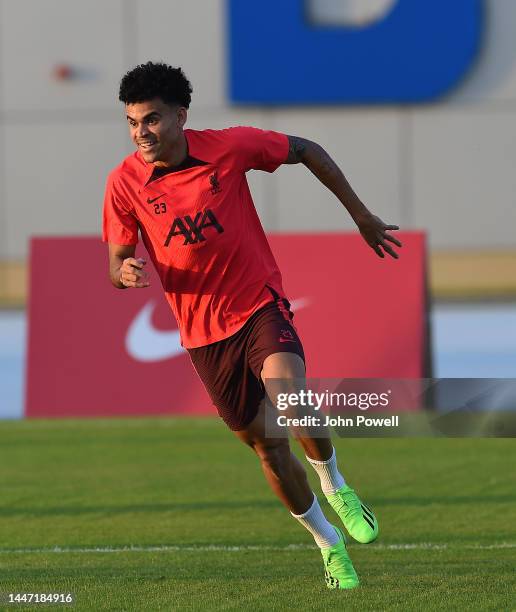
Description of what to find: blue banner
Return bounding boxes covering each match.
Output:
[228,0,483,104]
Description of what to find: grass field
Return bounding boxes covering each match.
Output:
[0,418,515,611]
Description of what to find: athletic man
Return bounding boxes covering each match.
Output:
[102,62,402,590]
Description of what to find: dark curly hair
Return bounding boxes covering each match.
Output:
[119,62,193,108]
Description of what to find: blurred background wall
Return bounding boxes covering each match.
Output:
[0,0,515,306]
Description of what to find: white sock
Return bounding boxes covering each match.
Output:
[306,447,345,495]
[291,494,339,548]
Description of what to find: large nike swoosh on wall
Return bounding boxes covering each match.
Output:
[126,297,311,363]
[125,300,184,362]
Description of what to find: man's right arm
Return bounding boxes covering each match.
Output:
[108,243,149,289]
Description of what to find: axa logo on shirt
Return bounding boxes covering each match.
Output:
[164,209,224,246]
[228,0,483,103]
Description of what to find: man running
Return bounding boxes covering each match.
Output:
[102,62,402,590]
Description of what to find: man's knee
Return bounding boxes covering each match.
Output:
[253,439,292,479]
[261,352,305,382]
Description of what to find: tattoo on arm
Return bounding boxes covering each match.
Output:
[286,136,336,179]
[283,134,370,221]
[286,135,311,164]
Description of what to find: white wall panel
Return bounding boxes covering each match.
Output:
[3,122,127,258]
[0,123,6,258]
[135,0,226,110]
[0,0,125,112]
[412,109,516,249]
[270,110,403,232]
[449,0,516,103]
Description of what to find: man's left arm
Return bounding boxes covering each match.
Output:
[285,135,402,259]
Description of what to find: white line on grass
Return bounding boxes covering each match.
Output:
[0,543,514,554]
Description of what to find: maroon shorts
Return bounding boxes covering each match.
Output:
[187,295,305,431]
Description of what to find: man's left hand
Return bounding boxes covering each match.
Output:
[356,214,403,259]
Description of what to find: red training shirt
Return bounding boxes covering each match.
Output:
[102,126,290,348]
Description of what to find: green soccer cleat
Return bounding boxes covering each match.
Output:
[321,527,359,590]
[326,485,379,544]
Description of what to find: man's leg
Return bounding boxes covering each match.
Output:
[234,397,359,589]
[234,409,311,514]
[260,351,334,460]
[234,397,329,524]
[261,352,379,545]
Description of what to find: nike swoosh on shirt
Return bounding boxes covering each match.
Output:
[126,297,311,363]
[146,193,166,204]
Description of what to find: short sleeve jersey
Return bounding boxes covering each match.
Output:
[102,126,290,348]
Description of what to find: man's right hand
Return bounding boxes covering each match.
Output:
[119,257,150,288]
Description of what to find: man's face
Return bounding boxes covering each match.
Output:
[125,98,186,165]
